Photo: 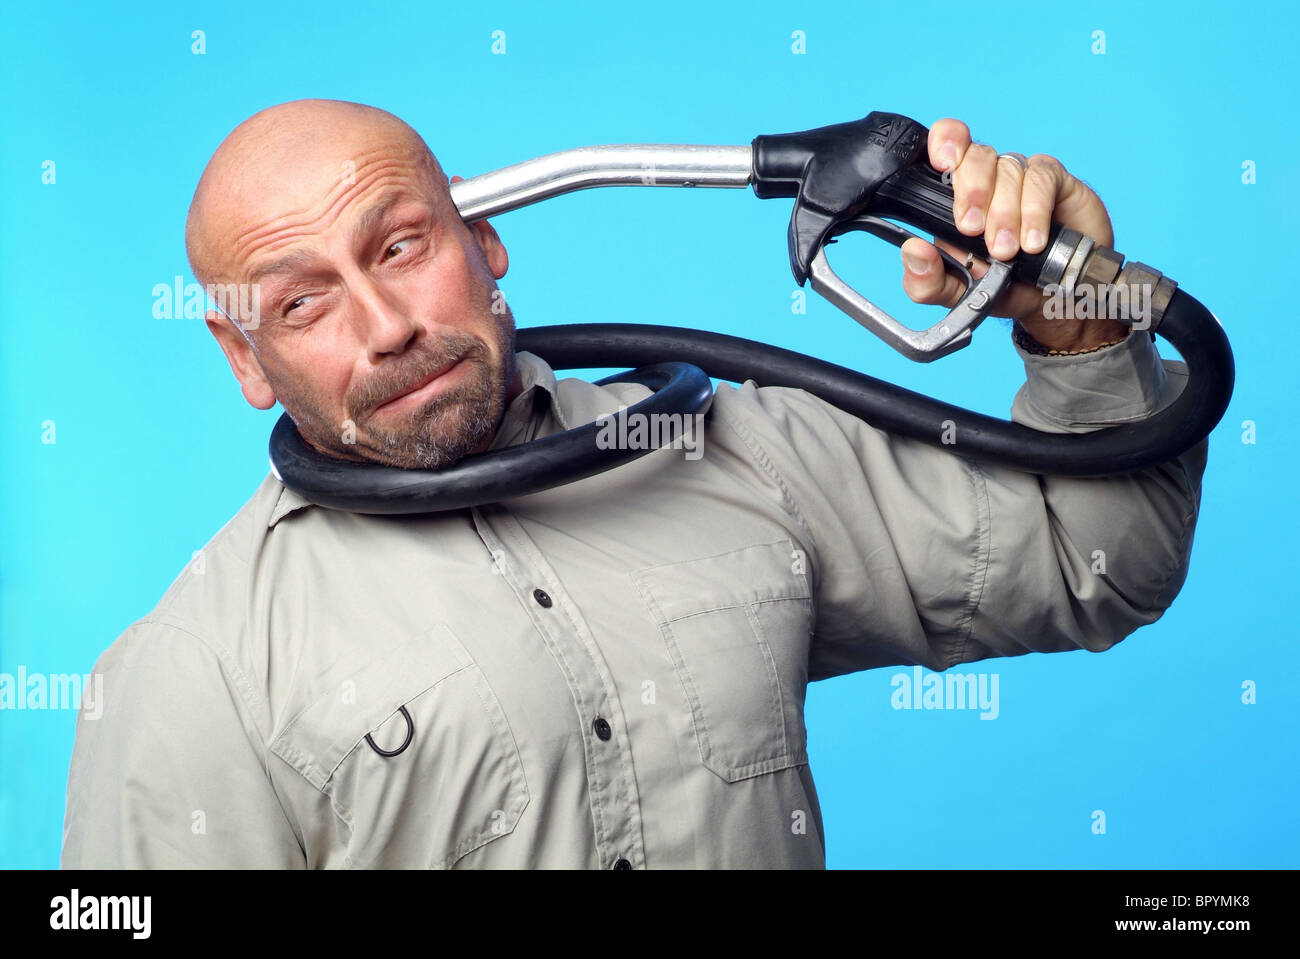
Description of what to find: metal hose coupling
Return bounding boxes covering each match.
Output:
[1034,226,1180,332]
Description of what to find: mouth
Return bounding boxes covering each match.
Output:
[373,357,467,415]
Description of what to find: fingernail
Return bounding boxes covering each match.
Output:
[960,207,984,232]
[992,229,1016,259]
[902,251,930,276]
[1026,228,1045,251]
[937,143,957,170]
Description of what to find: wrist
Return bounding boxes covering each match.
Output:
[1013,316,1131,355]
[1013,318,1132,356]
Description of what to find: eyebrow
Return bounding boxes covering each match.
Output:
[245,192,433,286]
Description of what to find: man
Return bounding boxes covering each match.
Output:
[60,99,1204,868]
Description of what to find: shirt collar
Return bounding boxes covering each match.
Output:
[267,350,562,528]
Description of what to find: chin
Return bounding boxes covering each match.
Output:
[363,405,501,471]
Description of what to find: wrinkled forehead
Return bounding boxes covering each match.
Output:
[191,114,447,283]
[229,131,442,233]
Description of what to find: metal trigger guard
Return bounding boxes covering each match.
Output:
[808,214,1013,362]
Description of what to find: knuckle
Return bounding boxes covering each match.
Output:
[902,275,934,302]
[1022,165,1058,195]
[954,155,990,184]
[1020,192,1054,217]
[990,193,1022,225]
[996,156,1026,184]
[1028,154,1064,178]
[932,118,969,140]
[956,179,991,210]
[991,170,1023,202]
[988,209,1020,236]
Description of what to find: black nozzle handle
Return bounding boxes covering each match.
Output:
[870,160,1062,288]
[752,111,1062,288]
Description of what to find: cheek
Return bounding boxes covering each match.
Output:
[267,339,356,414]
[440,231,499,303]
[402,265,496,344]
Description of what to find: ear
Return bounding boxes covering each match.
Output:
[204,311,277,410]
[450,174,509,280]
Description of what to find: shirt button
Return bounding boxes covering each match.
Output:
[533,588,552,608]
[592,717,612,740]
[613,858,633,870]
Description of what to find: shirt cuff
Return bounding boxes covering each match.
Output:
[1009,326,1185,434]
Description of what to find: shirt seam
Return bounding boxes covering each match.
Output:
[711,392,822,597]
[945,459,993,668]
[136,616,271,743]
[130,616,288,825]
[1019,393,1163,427]
[1147,453,1202,613]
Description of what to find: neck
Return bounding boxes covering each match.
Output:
[466,355,526,457]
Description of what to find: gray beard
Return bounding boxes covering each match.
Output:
[280,318,516,472]
[366,350,505,469]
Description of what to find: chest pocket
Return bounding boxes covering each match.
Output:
[632,539,813,783]
[270,624,529,868]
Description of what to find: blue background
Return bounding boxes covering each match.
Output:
[1,0,1294,868]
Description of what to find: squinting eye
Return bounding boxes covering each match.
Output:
[385,239,411,259]
[285,296,309,314]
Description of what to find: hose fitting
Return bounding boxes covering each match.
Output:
[1035,229,1179,332]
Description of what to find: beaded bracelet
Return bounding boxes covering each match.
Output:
[1012,322,1132,357]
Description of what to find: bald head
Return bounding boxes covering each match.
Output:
[186,97,521,471]
[185,99,447,295]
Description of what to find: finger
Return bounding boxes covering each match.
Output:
[928,118,972,175]
[934,237,983,276]
[935,237,1052,319]
[953,142,998,237]
[1019,155,1064,254]
[901,237,967,308]
[986,155,1026,261]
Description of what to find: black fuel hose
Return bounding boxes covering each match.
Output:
[269,361,714,514]
[269,288,1231,514]
[514,290,1232,477]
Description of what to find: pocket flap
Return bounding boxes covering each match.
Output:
[633,539,810,622]
[271,625,474,790]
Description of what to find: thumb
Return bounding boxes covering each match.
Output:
[900,237,967,308]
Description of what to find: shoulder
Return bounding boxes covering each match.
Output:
[707,377,896,465]
[711,378,842,426]
[95,473,290,728]
[145,472,280,625]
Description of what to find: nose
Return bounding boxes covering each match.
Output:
[349,272,419,362]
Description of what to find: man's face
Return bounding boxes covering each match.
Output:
[193,102,521,470]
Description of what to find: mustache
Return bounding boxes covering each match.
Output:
[353,332,483,414]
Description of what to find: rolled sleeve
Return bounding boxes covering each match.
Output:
[965,326,1207,660]
[1010,328,1188,432]
[711,325,1207,680]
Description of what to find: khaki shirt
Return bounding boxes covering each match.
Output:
[60,329,1205,869]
